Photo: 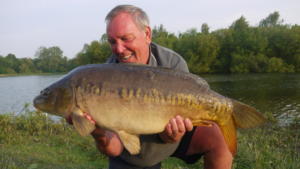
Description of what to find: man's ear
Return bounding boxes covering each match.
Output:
[145,26,152,43]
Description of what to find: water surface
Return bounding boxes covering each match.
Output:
[203,73,300,124]
[0,73,299,124]
[0,75,62,113]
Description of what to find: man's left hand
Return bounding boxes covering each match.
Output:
[159,115,193,143]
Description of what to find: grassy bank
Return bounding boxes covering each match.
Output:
[0,110,299,169]
[0,72,65,77]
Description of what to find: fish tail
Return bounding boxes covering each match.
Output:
[231,100,267,129]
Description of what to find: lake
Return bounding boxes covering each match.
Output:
[0,75,62,114]
[0,73,299,125]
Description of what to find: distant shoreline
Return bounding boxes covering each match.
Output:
[0,72,65,77]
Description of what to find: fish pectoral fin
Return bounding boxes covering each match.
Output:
[71,108,95,136]
[117,130,141,155]
[192,119,214,127]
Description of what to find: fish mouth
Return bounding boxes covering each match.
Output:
[33,96,44,110]
[33,95,50,111]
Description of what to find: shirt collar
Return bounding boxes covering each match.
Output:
[148,44,158,67]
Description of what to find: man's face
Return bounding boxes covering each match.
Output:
[107,12,151,64]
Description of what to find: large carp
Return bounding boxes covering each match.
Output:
[33,63,266,155]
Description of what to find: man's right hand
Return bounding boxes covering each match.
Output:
[159,115,193,143]
[91,127,124,157]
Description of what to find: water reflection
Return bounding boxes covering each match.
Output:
[202,73,300,125]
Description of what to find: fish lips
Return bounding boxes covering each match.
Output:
[33,94,55,113]
[33,95,45,110]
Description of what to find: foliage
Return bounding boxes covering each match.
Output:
[75,41,111,65]
[259,11,283,27]
[0,109,107,169]
[174,29,220,73]
[0,108,299,169]
[1,11,300,74]
[201,23,210,34]
[34,46,68,73]
[152,25,178,49]
[0,54,19,74]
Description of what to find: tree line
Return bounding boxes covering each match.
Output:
[1,12,299,74]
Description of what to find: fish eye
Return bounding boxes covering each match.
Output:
[40,88,50,96]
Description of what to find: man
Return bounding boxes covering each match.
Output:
[90,5,233,169]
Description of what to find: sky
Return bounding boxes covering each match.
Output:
[1,0,299,59]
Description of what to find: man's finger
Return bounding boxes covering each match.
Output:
[175,115,186,133]
[166,123,172,136]
[170,118,178,136]
[184,118,193,131]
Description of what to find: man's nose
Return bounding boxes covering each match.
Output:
[115,42,126,54]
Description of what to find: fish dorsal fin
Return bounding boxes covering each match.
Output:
[71,108,96,136]
[219,118,237,156]
[117,130,141,155]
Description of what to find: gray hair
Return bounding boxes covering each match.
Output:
[105,5,150,30]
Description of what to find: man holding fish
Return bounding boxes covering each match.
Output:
[90,4,232,169]
[34,4,265,168]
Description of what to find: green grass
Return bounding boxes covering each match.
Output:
[0,72,65,77]
[0,109,299,169]
[0,111,106,169]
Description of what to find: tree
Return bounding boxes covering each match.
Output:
[259,11,283,27]
[266,57,294,72]
[175,29,219,73]
[221,17,269,73]
[212,28,233,73]
[230,52,269,73]
[152,24,178,49]
[6,54,20,72]
[290,25,300,71]
[19,58,37,73]
[75,40,111,65]
[213,17,252,73]
[201,23,210,34]
[0,54,20,73]
[262,25,299,69]
[34,46,67,73]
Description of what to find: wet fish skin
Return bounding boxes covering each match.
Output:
[33,63,266,155]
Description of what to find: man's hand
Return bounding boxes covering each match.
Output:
[91,127,124,157]
[159,115,193,143]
